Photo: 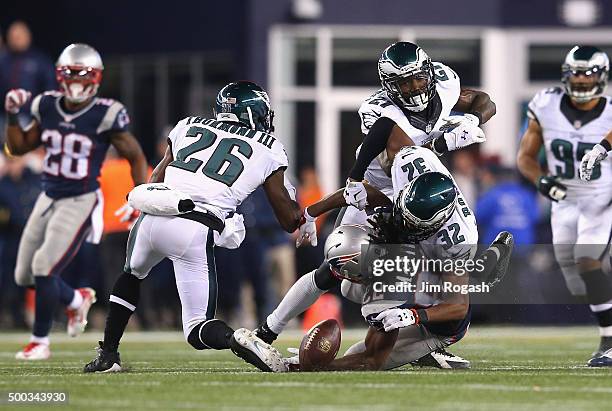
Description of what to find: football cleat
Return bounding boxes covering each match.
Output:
[83,341,122,373]
[66,287,97,337]
[230,328,288,373]
[15,342,51,361]
[484,231,514,288]
[411,348,471,369]
[587,347,612,367]
[254,321,278,344]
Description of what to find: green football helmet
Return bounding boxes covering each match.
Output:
[378,42,436,112]
[215,81,274,132]
[562,46,609,103]
[394,171,457,241]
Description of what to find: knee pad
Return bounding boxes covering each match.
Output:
[187,319,234,350]
[314,261,340,290]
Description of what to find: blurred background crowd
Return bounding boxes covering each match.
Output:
[1,0,610,331]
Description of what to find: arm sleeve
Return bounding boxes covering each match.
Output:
[348,117,396,181]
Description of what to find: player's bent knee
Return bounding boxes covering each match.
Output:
[14,267,34,287]
[187,319,233,350]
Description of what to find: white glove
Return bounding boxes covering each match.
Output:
[5,89,31,114]
[284,347,300,367]
[440,113,479,132]
[580,144,608,181]
[442,121,486,151]
[296,208,317,247]
[374,308,417,332]
[115,202,138,223]
[343,180,368,210]
[214,213,246,249]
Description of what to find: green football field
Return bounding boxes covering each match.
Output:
[1,326,611,411]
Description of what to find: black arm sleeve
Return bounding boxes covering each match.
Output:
[348,117,396,181]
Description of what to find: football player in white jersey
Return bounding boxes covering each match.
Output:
[517,46,612,367]
[296,146,478,370]
[84,81,302,373]
[254,41,495,367]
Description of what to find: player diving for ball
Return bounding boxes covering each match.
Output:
[84,81,304,373]
[251,41,496,368]
[518,46,612,367]
[240,146,512,371]
[5,44,148,360]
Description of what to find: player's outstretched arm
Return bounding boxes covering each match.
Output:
[110,131,148,186]
[321,326,398,371]
[307,182,392,218]
[149,144,174,183]
[263,168,301,233]
[452,88,496,125]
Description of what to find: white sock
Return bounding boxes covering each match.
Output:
[599,326,612,337]
[266,270,324,334]
[68,290,84,309]
[30,335,50,346]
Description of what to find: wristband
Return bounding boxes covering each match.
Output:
[468,111,483,126]
[7,112,19,126]
[414,308,429,324]
[304,207,316,222]
[600,139,612,152]
[431,137,447,156]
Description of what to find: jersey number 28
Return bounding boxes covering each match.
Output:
[41,130,92,180]
[169,126,253,187]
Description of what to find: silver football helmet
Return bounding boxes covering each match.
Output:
[55,43,104,103]
[562,45,609,103]
[325,224,370,283]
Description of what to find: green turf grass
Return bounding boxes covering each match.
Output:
[1,326,611,411]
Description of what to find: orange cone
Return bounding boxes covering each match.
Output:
[302,293,343,332]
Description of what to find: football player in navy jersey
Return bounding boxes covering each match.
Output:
[4,43,148,360]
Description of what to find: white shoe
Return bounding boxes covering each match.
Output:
[411,348,470,369]
[15,342,51,360]
[230,328,288,372]
[66,287,97,337]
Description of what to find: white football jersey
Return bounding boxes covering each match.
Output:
[357,62,461,197]
[528,87,612,198]
[391,146,478,260]
[164,117,289,218]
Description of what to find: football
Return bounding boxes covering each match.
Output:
[299,319,341,371]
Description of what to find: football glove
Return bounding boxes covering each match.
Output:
[296,208,317,247]
[580,144,608,181]
[5,89,31,114]
[374,308,418,332]
[441,120,486,151]
[115,202,139,225]
[439,114,480,132]
[537,176,567,202]
[343,179,368,210]
[284,347,300,371]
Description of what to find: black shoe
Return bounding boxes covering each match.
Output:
[254,321,278,344]
[411,348,470,369]
[485,231,514,288]
[588,348,612,367]
[83,341,122,373]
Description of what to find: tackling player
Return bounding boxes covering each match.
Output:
[5,44,148,360]
[84,81,302,373]
[517,45,612,367]
[254,41,495,368]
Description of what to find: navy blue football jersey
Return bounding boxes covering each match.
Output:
[29,91,130,199]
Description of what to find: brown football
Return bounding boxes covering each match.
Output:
[299,319,341,371]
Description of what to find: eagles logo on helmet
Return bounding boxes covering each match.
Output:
[55,43,104,104]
